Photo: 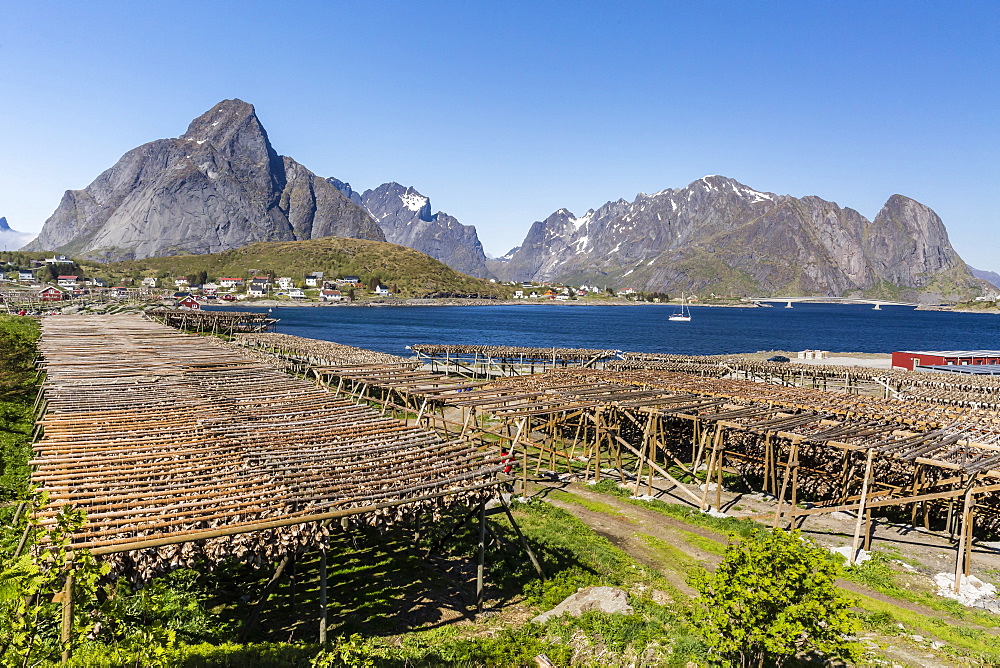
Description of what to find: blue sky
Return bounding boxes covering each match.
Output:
[2,1,998,267]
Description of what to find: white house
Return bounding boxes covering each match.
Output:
[373,285,391,297]
[141,277,158,288]
[201,282,219,296]
[277,277,295,290]
[247,283,268,297]
[44,255,70,264]
[17,270,33,282]
[513,290,524,299]
[218,278,243,289]
[57,275,79,288]
[320,289,343,302]
[304,272,323,287]
[288,288,306,299]
[174,277,189,287]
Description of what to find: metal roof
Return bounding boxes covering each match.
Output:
[918,364,1000,375]
[896,350,1000,357]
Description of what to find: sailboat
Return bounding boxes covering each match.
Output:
[668,293,692,322]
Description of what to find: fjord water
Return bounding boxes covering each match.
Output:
[224,303,1000,357]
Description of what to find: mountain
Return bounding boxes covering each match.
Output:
[969,266,1000,291]
[23,100,384,260]
[0,217,35,251]
[487,175,982,301]
[330,180,489,278]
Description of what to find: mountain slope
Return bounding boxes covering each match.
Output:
[23,100,384,260]
[330,180,489,277]
[487,176,981,300]
[0,218,35,251]
[104,237,508,299]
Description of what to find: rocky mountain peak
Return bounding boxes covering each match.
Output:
[0,216,9,231]
[23,100,383,259]
[180,99,266,151]
[488,175,981,302]
[330,180,488,277]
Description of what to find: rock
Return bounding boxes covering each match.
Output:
[531,586,633,623]
[24,99,384,260]
[934,573,1000,610]
[829,546,872,564]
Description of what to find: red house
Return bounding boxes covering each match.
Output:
[178,296,201,310]
[39,286,66,302]
[892,350,1000,371]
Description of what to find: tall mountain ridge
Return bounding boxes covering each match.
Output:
[329,179,488,277]
[24,100,384,260]
[487,176,982,301]
[20,99,982,300]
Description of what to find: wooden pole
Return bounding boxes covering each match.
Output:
[772,440,799,529]
[60,567,74,664]
[476,500,487,614]
[318,543,328,645]
[499,496,545,580]
[849,448,875,564]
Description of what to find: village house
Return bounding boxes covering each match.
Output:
[57,275,79,288]
[141,277,158,288]
[218,278,243,289]
[201,282,219,296]
[320,289,344,302]
[373,285,391,297]
[276,277,295,290]
[17,270,34,282]
[178,296,201,310]
[38,286,66,302]
[87,278,108,288]
[304,272,323,287]
[247,278,270,297]
[44,255,70,264]
[513,290,524,299]
[288,287,306,299]
[174,277,189,287]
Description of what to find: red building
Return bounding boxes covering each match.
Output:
[38,286,66,302]
[892,350,1000,371]
[178,296,201,310]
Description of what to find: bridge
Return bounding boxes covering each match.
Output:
[750,296,920,309]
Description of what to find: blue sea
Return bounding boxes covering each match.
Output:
[208,303,1000,357]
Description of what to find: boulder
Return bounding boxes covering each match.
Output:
[532,586,633,623]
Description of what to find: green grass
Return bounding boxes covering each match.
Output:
[851,591,1000,665]
[840,551,1000,629]
[545,488,630,519]
[589,479,761,538]
[678,529,727,556]
[638,534,700,575]
[0,315,40,501]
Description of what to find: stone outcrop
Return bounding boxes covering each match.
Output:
[531,586,633,623]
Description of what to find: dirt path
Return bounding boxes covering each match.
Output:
[532,480,1000,667]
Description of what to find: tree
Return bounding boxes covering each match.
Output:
[689,529,860,668]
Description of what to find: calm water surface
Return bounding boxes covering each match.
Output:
[211,303,1000,357]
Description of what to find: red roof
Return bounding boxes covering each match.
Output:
[57,275,78,280]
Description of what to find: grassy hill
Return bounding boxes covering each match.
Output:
[98,238,511,298]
